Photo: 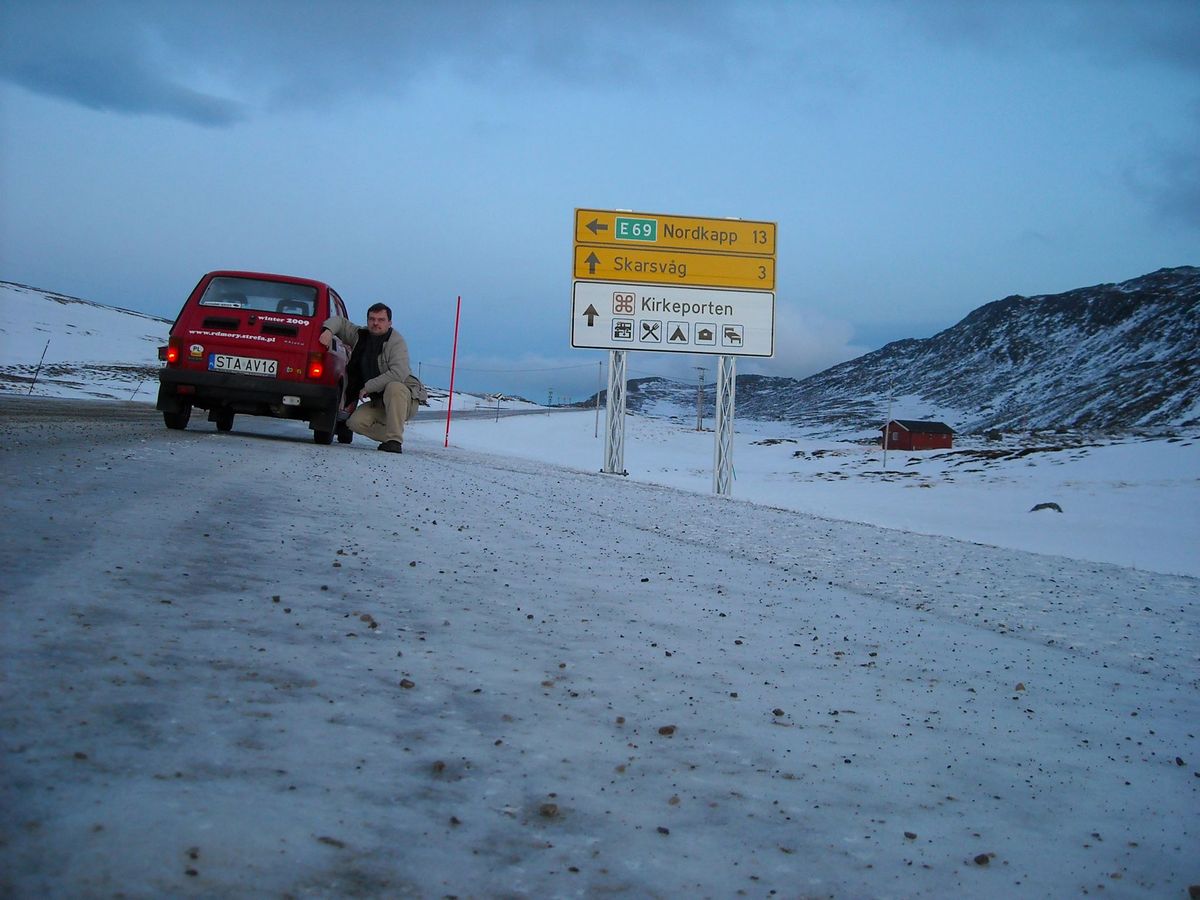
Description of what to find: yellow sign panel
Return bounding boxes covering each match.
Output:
[575,208,776,257]
[574,245,775,291]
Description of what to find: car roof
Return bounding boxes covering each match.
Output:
[204,270,331,290]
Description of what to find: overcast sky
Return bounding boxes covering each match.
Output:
[1,1,1197,399]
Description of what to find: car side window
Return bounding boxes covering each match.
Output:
[331,290,348,320]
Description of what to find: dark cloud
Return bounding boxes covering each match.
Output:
[901,0,1200,75]
[1083,0,1200,75]
[209,0,754,109]
[5,50,245,126]
[0,0,749,125]
[0,1,246,126]
[897,0,1200,230]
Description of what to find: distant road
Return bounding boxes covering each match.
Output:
[0,393,158,424]
[0,393,577,425]
[415,405,580,421]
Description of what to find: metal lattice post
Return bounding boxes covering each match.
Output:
[603,350,627,475]
[714,355,736,496]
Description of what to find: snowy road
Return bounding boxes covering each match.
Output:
[1,400,1197,898]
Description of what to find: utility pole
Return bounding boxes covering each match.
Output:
[882,392,893,472]
[547,388,553,414]
[694,366,706,431]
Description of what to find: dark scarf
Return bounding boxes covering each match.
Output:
[348,327,391,398]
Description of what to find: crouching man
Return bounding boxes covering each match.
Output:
[319,302,428,453]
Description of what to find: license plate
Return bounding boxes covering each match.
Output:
[209,354,278,377]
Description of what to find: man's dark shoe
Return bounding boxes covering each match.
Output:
[378,440,403,453]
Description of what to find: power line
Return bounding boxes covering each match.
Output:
[418,361,602,374]
[416,358,709,386]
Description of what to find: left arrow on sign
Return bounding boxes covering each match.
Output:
[586,218,609,235]
[583,304,599,326]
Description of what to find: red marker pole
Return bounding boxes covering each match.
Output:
[444,295,461,448]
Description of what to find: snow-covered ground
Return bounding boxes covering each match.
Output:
[1,400,1197,898]
[423,408,1199,580]
[0,281,169,400]
[2,281,1198,896]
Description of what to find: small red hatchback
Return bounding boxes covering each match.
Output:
[157,270,353,444]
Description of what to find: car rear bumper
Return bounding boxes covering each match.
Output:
[157,367,340,427]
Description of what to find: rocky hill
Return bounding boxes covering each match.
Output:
[601,267,1199,434]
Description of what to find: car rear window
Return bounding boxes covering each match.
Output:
[199,277,318,317]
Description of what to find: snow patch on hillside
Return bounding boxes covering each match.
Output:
[0,281,169,400]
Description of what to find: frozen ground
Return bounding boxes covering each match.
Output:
[424,407,1199,580]
[0,398,1197,898]
[2,282,1198,896]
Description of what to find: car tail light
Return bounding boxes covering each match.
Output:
[307,352,325,380]
[165,338,183,365]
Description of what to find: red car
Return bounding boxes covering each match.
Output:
[157,270,353,444]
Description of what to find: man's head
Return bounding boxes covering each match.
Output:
[366,302,392,336]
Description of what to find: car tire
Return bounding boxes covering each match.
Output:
[313,428,335,445]
[163,406,191,430]
[336,423,354,444]
[215,409,235,432]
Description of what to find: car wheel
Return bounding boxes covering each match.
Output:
[313,428,335,445]
[336,423,354,444]
[214,409,234,432]
[163,406,191,430]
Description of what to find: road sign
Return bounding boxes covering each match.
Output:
[571,281,774,358]
[575,208,775,256]
[614,216,657,242]
[576,208,777,493]
[574,245,775,291]
[572,207,776,359]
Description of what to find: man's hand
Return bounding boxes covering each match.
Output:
[318,329,333,349]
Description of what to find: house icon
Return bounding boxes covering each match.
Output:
[697,327,714,342]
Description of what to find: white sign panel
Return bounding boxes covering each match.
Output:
[572,280,774,358]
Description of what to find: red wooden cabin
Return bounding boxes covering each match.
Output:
[881,419,954,451]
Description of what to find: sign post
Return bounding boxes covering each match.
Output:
[603,350,627,475]
[714,355,737,496]
[572,208,776,494]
